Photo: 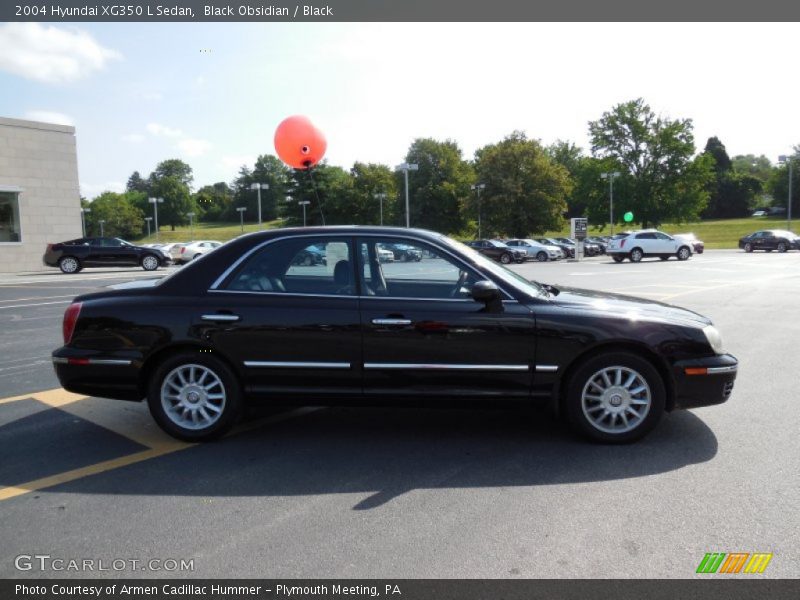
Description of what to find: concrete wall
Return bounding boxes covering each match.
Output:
[0,117,82,273]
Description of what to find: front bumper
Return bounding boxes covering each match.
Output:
[672,353,738,410]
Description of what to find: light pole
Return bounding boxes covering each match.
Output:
[98,219,106,237]
[144,216,152,237]
[187,212,195,240]
[778,155,794,232]
[374,193,387,226]
[148,197,163,241]
[600,172,621,234]
[80,207,91,237]
[236,207,247,232]
[298,200,310,227]
[250,182,269,226]
[395,162,418,227]
[471,183,486,239]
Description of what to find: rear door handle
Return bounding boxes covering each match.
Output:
[201,314,241,322]
[371,318,412,326]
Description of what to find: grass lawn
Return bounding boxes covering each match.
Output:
[135,216,792,249]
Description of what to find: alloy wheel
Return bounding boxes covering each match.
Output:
[160,364,226,431]
[581,366,652,435]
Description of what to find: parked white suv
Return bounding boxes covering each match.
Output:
[607,230,693,263]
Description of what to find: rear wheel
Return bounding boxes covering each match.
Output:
[676,246,691,261]
[58,256,81,274]
[612,255,625,263]
[536,251,548,262]
[629,248,644,263]
[141,254,160,271]
[744,242,753,253]
[147,352,243,442]
[565,351,665,443]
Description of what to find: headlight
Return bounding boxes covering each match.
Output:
[703,325,724,354]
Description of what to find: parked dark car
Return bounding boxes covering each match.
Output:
[738,230,800,253]
[52,226,737,444]
[387,243,423,262]
[465,239,526,264]
[43,237,172,273]
[585,237,609,254]
[291,245,327,266]
[534,237,575,258]
[553,237,602,257]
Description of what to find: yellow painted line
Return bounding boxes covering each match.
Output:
[0,393,36,405]
[31,388,90,408]
[0,445,194,502]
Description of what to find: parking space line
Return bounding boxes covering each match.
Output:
[0,300,72,310]
[0,295,76,304]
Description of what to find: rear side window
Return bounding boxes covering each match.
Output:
[224,237,354,296]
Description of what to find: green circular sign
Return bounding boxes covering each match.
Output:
[623,211,634,223]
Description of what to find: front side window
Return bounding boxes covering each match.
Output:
[358,238,480,299]
[225,237,353,296]
[0,192,21,242]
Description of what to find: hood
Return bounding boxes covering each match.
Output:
[547,285,712,328]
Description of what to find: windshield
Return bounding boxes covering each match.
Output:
[440,236,546,298]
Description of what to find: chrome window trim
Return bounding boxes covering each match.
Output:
[535,365,559,373]
[244,361,351,369]
[208,232,515,301]
[363,363,529,372]
[706,365,738,375]
[207,288,518,304]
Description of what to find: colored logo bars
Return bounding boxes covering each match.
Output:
[696,552,773,574]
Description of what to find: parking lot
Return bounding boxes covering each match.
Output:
[0,250,798,578]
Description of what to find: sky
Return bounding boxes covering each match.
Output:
[1,21,799,199]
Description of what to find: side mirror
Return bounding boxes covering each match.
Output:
[470,280,501,303]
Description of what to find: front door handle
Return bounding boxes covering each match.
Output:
[201,314,241,322]
[371,318,412,326]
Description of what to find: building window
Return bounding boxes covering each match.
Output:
[0,192,21,243]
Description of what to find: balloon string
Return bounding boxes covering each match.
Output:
[306,166,326,226]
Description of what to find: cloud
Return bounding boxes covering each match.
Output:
[178,138,212,157]
[121,133,145,143]
[23,110,74,126]
[146,122,183,138]
[0,23,120,84]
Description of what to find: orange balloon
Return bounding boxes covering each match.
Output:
[274,115,327,169]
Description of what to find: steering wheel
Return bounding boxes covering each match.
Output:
[450,270,470,298]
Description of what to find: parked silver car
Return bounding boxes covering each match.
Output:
[505,238,564,261]
[171,240,223,264]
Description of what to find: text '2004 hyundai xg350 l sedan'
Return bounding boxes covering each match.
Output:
[52,227,737,443]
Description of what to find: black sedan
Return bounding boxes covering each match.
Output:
[43,237,172,273]
[738,230,800,253]
[52,226,737,444]
[465,239,527,264]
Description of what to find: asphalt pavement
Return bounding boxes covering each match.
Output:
[0,252,798,578]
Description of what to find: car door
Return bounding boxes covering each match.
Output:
[357,235,535,399]
[761,232,776,250]
[653,232,675,254]
[199,235,362,399]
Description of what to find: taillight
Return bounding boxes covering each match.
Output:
[63,302,82,344]
[180,247,186,254]
[46,243,53,252]
[620,239,626,248]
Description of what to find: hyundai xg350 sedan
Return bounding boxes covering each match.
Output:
[52,227,737,444]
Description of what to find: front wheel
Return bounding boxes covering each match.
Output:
[147,353,243,442]
[564,352,665,443]
[536,251,548,262]
[777,242,788,253]
[676,246,691,261]
[500,253,512,264]
[744,242,753,253]
[141,254,160,271]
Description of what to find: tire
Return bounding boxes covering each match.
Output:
[141,254,160,271]
[58,256,81,274]
[612,255,625,263]
[629,248,644,263]
[777,242,788,253]
[676,246,691,261]
[500,253,512,264]
[147,352,243,442]
[536,251,548,262]
[564,351,665,443]
[744,242,753,253]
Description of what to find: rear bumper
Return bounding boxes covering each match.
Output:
[52,348,143,401]
[672,353,738,410]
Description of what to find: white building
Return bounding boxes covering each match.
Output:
[0,117,82,273]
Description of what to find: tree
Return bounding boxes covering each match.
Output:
[703,136,732,173]
[731,154,773,183]
[149,175,194,231]
[701,137,759,218]
[194,183,233,222]
[401,138,474,233]
[589,98,712,227]
[126,171,149,194]
[150,158,193,189]
[231,155,292,222]
[474,132,571,238]
[83,192,144,239]
[283,163,353,227]
[349,162,398,225]
[767,146,800,215]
